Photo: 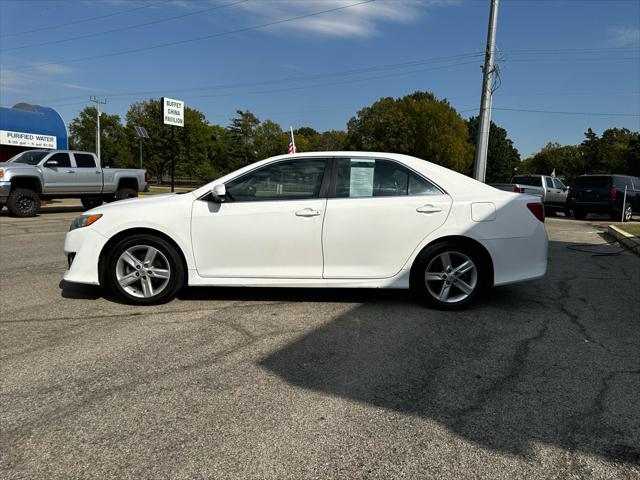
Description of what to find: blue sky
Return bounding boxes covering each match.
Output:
[1,0,639,157]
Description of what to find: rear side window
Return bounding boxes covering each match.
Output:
[633,177,640,190]
[572,176,611,189]
[553,178,565,189]
[335,158,441,198]
[512,176,542,187]
[614,176,633,189]
[46,153,71,168]
[74,153,96,168]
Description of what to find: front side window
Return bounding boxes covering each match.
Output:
[9,150,49,165]
[225,158,327,202]
[74,153,96,168]
[335,158,441,198]
[553,178,565,190]
[46,153,71,168]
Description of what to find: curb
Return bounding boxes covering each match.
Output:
[608,225,640,256]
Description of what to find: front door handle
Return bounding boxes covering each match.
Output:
[295,208,321,217]
[416,205,442,214]
[67,170,76,174]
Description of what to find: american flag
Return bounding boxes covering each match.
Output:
[288,126,296,154]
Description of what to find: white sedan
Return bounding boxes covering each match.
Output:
[63,152,547,309]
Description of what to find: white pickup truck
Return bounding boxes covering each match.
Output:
[491,174,570,215]
[0,149,149,217]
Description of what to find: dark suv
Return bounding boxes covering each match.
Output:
[568,175,640,221]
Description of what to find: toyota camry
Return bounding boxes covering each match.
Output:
[63,152,548,309]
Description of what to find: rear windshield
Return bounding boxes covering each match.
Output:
[512,176,542,187]
[8,150,49,165]
[572,176,612,189]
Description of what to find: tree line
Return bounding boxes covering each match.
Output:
[68,91,638,185]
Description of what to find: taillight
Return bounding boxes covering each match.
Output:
[610,185,617,200]
[514,185,522,193]
[527,202,545,222]
[144,171,150,183]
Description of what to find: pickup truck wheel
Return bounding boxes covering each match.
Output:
[114,187,137,201]
[106,234,184,305]
[7,188,40,217]
[81,196,103,210]
[410,241,488,310]
[573,209,587,220]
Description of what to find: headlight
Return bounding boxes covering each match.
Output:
[69,214,102,231]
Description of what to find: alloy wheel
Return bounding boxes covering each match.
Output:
[115,245,171,298]
[424,251,478,304]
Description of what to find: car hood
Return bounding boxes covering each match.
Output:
[0,162,38,170]
[86,193,188,215]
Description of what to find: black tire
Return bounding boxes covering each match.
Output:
[81,196,103,210]
[114,187,137,201]
[573,209,587,220]
[7,188,40,217]
[564,208,572,217]
[545,207,557,217]
[106,234,185,305]
[410,241,490,310]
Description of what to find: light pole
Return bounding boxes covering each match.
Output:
[472,0,500,183]
[134,126,149,169]
[89,96,106,164]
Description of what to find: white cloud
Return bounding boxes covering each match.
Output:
[606,27,640,47]
[235,0,454,38]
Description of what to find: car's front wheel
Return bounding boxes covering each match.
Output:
[106,234,184,305]
[410,241,488,310]
[7,188,40,217]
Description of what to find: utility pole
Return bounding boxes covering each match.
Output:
[89,96,107,164]
[473,0,499,183]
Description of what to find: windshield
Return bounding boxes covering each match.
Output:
[8,151,49,165]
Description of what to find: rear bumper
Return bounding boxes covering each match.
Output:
[480,221,548,286]
[63,227,108,285]
[569,200,613,212]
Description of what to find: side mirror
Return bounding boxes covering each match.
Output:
[211,184,226,203]
[45,160,58,167]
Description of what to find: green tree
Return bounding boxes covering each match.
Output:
[227,110,260,168]
[254,120,287,159]
[521,142,584,182]
[68,107,134,168]
[466,116,520,182]
[346,91,473,172]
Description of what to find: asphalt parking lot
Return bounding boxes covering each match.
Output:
[1,205,639,479]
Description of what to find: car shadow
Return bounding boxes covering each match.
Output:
[254,240,640,465]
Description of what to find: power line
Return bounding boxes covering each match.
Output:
[0,0,250,53]
[2,0,376,72]
[0,0,169,38]
[492,107,639,117]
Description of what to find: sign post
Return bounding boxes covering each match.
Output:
[161,97,184,192]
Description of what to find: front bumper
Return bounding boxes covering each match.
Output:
[63,226,109,285]
[0,181,10,203]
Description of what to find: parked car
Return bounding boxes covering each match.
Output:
[0,149,148,217]
[568,174,640,221]
[491,174,569,215]
[63,152,548,309]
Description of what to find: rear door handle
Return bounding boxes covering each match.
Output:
[295,208,321,217]
[416,205,442,214]
[66,170,75,174]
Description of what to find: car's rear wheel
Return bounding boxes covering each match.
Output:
[410,241,488,310]
[114,187,137,201]
[573,209,587,220]
[7,188,40,217]
[106,234,184,305]
[81,196,103,210]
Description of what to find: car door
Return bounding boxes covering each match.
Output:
[191,157,329,278]
[72,153,102,193]
[322,157,453,279]
[552,178,568,206]
[41,152,75,194]
[544,176,562,206]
